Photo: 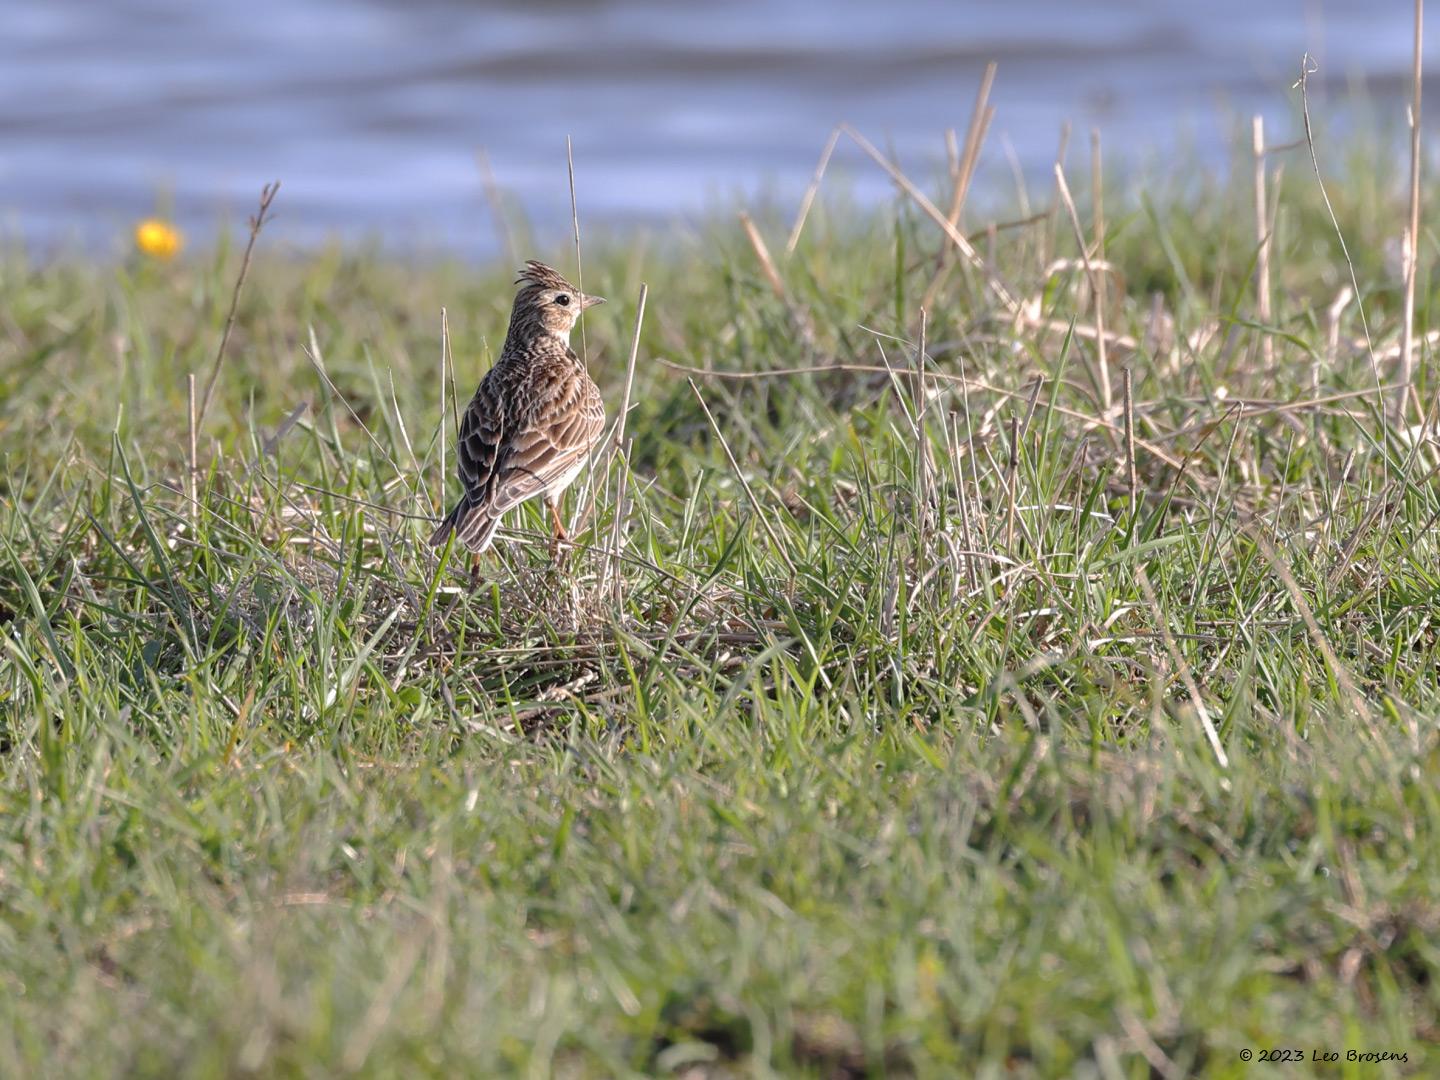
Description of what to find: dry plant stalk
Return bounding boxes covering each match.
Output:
[739,211,818,349]
[441,308,460,434]
[688,379,797,579]
[196,180,279,428]
[950,63,998,223]
[566,135,590,371]
[1123,366,1137,524]
[187,373,198,523]
[912,310,933,562]
[475,149,517,266]
[1252,116,1275,368]
[1252,529,1371,724]
[603,284,648,599]
[1295,55,1382,409]
[786,126,841,254]
[1043,122,1072,274]
[1398,0,1425,424]
[1091,128,1108,365]
[1323,286,1354,388]
[613,284,648,450]
[664,358,1189,471]
[921,62,997,310]
[1004,415,1020,554]
[740,211,790,300]
[840,123,1018,312]
[437,310,448,511]
[608,437,634,607]
[1053,162,1114,414]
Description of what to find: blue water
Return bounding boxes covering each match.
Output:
[0,0,1423,256]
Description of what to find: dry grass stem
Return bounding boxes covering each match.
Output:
[1124,367,1137,525]
[912,310,933,559]
[566,135,590,371]
[840,123,1018,312]
[952,65,998,221]
[614,283,648,450]
[437,310,448,510]
[739,211,818,349]
[1054,162,1114,413]
[1004,415,1020,555]
[1296,55,1383,408]
[1399,0,1425,424]
[786,126,841,254]
[1253,530,1371,723]
[1252,115,1275,368]
[663,359,1188,471]
[1043,123,1072,272]
[688,379,797,578]
[186,372,198,524]
[601,284,648,597]
[1091,127,1109,367]
[921,63,997,310]
[196,180,279,428]
[475,149,517,266]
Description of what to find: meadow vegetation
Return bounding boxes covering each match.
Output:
[2,118,1439,1075]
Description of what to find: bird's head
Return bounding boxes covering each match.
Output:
[510,260,605,343]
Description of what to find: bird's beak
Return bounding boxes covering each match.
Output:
[580,293,606,309]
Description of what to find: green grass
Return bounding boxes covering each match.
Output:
[3,135,1440,1076]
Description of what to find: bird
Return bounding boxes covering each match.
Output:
[430,261,606,562]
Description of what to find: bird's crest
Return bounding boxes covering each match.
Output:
[516,261,576,292]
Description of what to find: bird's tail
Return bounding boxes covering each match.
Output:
[429,496,502,553]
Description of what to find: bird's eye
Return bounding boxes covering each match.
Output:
[555,294,570,306]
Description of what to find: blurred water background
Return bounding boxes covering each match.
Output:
[0,0,1426,256]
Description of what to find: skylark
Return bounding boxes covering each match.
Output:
[431,261,606,558]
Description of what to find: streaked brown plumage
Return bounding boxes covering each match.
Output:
[431,261,606,555]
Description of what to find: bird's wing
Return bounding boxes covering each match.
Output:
[457,361,604,520]
[487,366,606,515]
[456,366,507,499]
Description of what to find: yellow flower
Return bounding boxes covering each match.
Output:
[134,218,183,259]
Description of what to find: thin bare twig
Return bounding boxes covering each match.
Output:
[1044,122,1072,275]
[840,123,1018,312]
[1251,528,1371,722]
[952,65,998,224]
[566,135,589,371]
[1295,56,1382,410]
[476,149,518,266]
[1091,127,1109,366]
[688,379,797,578]
[1124,367,1137,527]
[739,212,817,349]
[1004,415,1020,554]
[304,326,409,491]
[1398,0,1425,424]
[921,63,997,310]
[601,284,648,598]
[912,309,933,560]
[196,180,279,427]
[614,284,647,451]
[786,126,841,254]
[186,373,198,524]
[1054,163,1113,413]
[662,358,1188,471]
[1252,116,1275,368]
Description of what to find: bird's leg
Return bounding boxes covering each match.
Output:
[548,498,569,560]
[469,552,483,591]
